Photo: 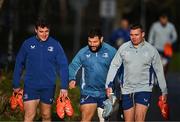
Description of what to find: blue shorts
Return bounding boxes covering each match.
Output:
[80,95,106,108]
[23,86,55,104]
[122,92,152,110]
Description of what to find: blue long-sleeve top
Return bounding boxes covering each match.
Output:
[13,36,68,89]
[110,28,130,45]
[69,42,116,97]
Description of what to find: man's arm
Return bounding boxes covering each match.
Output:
[56,41,69,101]
[171,24,178,43]
[152,48,168,97]
[106,48,122,96]
[69,50,83,88]
[148,24,156,45]
[56,42,69,89]
[13,42,26,90]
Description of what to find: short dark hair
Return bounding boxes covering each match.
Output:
[159,12,168,18]
[88,27,102,39]
[35,17,50,29]
[130,23,144,32]
[121,16,129,22]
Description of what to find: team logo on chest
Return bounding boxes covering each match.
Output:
[86,54,91,58]
[48,46,54,52]
[30,45,35,49]
[102,53,108,58]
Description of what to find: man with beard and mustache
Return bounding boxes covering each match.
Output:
[69,28,116,121]
[148,13,177,75]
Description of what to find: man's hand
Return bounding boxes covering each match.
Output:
[13,88,21,93]
[106,87,113,97]
[59,89,68,98]
[69,80,76,89]
[161,94,167,103]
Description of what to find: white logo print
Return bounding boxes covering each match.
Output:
[23,94,28,100]
[80,98,85,103]
[144,98,148,102]
[49,98,53,102]
[30,45,35,49]
[80,96,89,104]
[86,54,91,58]
[48,46,54,52]
[102,53,108,58]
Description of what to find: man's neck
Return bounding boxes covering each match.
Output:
[133,40,144,48]
[134,45,138,48]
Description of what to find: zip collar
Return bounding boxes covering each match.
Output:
[129,39,145,49]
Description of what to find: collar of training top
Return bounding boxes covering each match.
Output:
[129,39,145,48]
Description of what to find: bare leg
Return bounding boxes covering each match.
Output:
[123,106,135,122]
[40,102,52,122]
[135,103,148,122]
[24,99,39,122]
[80,103,97,122]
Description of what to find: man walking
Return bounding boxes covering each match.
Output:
[106,24,167,121]
[69,28,116,121]
[12,18,69,122]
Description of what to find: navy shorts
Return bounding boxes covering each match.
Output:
[80,95,106,108]
[23,86,55,104]
[122,92,152,110]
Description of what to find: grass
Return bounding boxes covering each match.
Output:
[0,71,24,121]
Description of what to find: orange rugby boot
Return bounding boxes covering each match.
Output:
[64,97,74,117]
[56,96,65,119]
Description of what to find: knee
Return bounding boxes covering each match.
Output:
[135,111,146,121]
[24,111,36,122]
[81,112,93,121]
[41,112,51,121]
